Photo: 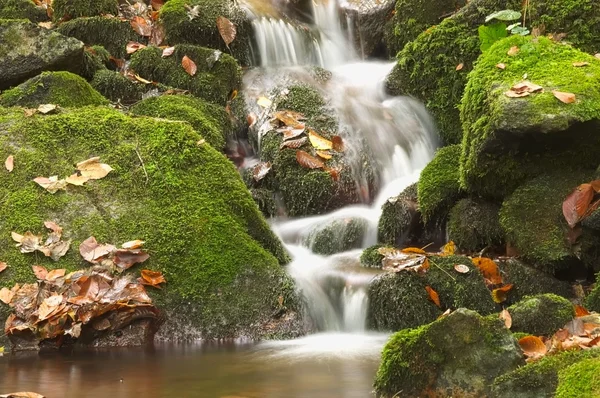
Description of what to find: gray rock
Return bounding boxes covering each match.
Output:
[341,0,395,57]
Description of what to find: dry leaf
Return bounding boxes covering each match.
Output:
[182,55,197,76]
[280,137,307,150]
[185,4,200,21]
[563,183,594,227]
[496,63,506,70]
[505,81,544,98]
[216,16,236,47]
[79,237,116,264]
[507,46,520,56]
[122,240,145,250]
[440,241,456,256]
[308,130,333,150]
[456,63,464,71]
[296,150,325,169]
[0,262,7,274]
[126,41,146,54]
[492,284,513,303]
[37,104,57,114]
[575,305,591,317]
[573,62,590,67]
[253,161,272,182]
[76,157,113,180]
[140,269,166,288]
[32,265,48,280]
[401,247,427,255]
[425,286,441,308]
[33,176,67,193]
[247,113,257,126]
[130,16,152,36]
[0,287,14,305]
[0,392,45,398]
[316,151,333,160]
[472,257,503,285]
[45,269,65,282]
[134,74,152,84]
[151,0,164,10]
[257,97,272,108]
[454,264,470,274]
[518,335,547,358]
[553,90,576,104]
[162,46,175,58]
[113,249,150,271]
[500,309,512,329]
[65,174,90,186]
[332,136,344,152]
[281,126,306,141]
[5,155,13,172]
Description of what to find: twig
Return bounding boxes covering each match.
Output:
[420,242,435,251]
[430,259,456,281]
[135,146,149,185]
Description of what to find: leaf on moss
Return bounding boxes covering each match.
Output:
[280,137,307,150]
[37,104,57,114]
[0,287,14,305]
[518,335,547,360]
[401,247,427,255]
[573,62,590,67]
[31,265,48,280]
[575,305,591,317]
[162,46,175,58]
[113,249,150,271]
[472,257,503,285]
[332,136,344,152]
[296,150,325,169]
[253,161,272,182]
[126,41,146,54]
[496,63,506,70]
[273,110,305,128]
[505,81,544,98]
[281,126,306,141]
[316,151,333,160]
[308,129,333,150]
[79,237,116,264]
[247,113,257,126]
[33,176,67,194]
[378,247,428,273]
[216,16,236,47]
[185,4,200,21]
[257,97,272,108]
[76,157,113,180]
[5,155,13,172]
[65,174,89,186]
[491,284,513,303]
[425,286,441,307]
[454,264,470,274]
[0,262,7,274]
[182,55,197,76]
[500,309,512,328]
[455,63,464,71]
[507,46,520,56]
[563,183,594,227]
[130,16,151,36]
[134,74,153,84]
[553,90,576,104]
[139,270,166,288]
[122,240,145,250]
[151,0,164,10]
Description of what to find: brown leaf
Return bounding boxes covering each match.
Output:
[280,137,307,150]
[563,183,594,227]
[79,236,116,264]
[505,81,544,99]
[151,0,164,10]
[281,126,306,141]
[273,110,305,128]
[0,261,7,274]
[253,161,272,182]
[76,157,113,180]
[425,286,441,308]
[519,335,547,359]
[162,46,175,58]
[113,249,150,271]
[32,265,48,280]
[122,240,145,250]
[573,62,590,67]
[126,41,146,54]
[37,294,63,321]
[507,46,520,56]
[591,180,600,193]
[472,257,503,285]
[247,113,257,126]
[17,232,43,253]
[45,268,66,282]
[332,136,344,152]
[130,16,152,37]
[492,284,513,304]
[553,90,576,104]
[308,129,333,150]
[456,63,464,71]
[500,309,512,329]
[182,55,197,76]
[150,23,166,46]
[33,176,67,193]
[575,305,591,317]
[296,150,325,169]
[5,155,13,172]
[37,104,57,114]
[454,264,470,274]
[0,287,14,305]
[140,269,166,288]
[216,16,237,47]
[496,63,506,70]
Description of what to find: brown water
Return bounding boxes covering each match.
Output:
[0,333,387,398]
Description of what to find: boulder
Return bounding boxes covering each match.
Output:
[0,106,302,342]
[340,0,396,57]
[360,244,384,268]
[492,349,600,398]
[447,198,504,253]
[374,308,524,397]
[305,218,368,256]
[460,36,600,198]
[0,71,108,108]
[129,45,241,106]
[555,358,600,398]
[90,70,146,105]
[81,45,111,80]
[0,0,47,22]
[0,19,84,90]
[386,0,600,145]
[507,294,574,336]
[52,0,118,21]
[378,183,420,246]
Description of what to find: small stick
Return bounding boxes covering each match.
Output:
[430,258,456,281]
[135,146,149,185]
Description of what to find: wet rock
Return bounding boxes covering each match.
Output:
[0,0,48,22]
[0,19,84,90]
[0,71,108,108]
[507,294,574,336]
[340,0,395,57]
[447,198,504,253]
[305,218,368,256]
[374,308,524,398]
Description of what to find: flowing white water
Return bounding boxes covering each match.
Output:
[246,0,438,352]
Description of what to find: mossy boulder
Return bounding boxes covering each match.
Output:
[499,170,598,272]
[386,0,600,145]
[584,275,600,312]
[52,0,118,21]
[417,145,463,223]
[460,36,600,198]
[374,308,524,398]
[0,0,47,22]
[56,17,142,59]
[384,0,466,56]
[0,106,300,341]
[447,198,504,253]
[360,244,384,268]
[555,357,600,398]
[90,70,146,105]
[81,45,111,80]
[492,349,600,398]
[131,95,233,151]
[378,183,420,246]
[0,71,108,108]
[159,0,252,64]
[0,19,84,90]
[129,45,240,106]
[507,294,574,336]
[305,218,368,256]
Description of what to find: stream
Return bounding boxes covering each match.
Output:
[0,1,437,396]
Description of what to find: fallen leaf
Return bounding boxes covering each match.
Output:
[216,16,236,47]
[151,0,164,10]
[456,63,464,71]
[496,63,506,70]
[38,21,53,29]
[500,309,512,329]
[316,150,333,160]
[113,249,150,271]
[505,90,531,98]
[5,155,13,172]
[425,286,441,308]
[140,269,166,288]
[150,23,165,46]
[553,90,576,104]
[257,97,272,108]
[0,262,7,274]
[491,284,513,303]
[281,126,306,141]
[440,241,456,256]
[185,4,200,21]
[162,46,175,58]
[37,104,57,114]
[507,46,520,56]
[438,308,452,319]
[126,41,146,54]
[505,81,544,98]
[401,247,427,255]
[573,62,590,67]
[130,16,152,36]
[273,110,304,128]
[43,240,71,261]
[454,264,470,274]
[182,55,197,76]
[79,236,116,264]
[122,240,145,250]
[280,137,307,150]
[76,157,113,180]
[18,232,43,253]
[0,287,14,305]
[65,174,90,186]
[33,176,67,193]
[575,305,591,317]
[308,130,333,150]
[296,150,325,169]
[472,257,503,285]
[247,113,257,126]
[253,161,272,182]
[563,183,594,227]
[45,268,65,282]
[0,392,45,398]
[331,136,344,152]
[37,294,63,321]
[134,74,152,84]
[378,247,427,273]
[518,335,547,359]
[32,265,48,280]
[11,232,23,243]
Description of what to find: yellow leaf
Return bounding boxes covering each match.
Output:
[440,241,456,256]
[65,174,90,186]
[316,151,333,160]
[491,284,513,303]
[308,129,333,150]
[76,157,113,180]
[257,96,272,108]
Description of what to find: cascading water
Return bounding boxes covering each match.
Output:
[244,0,437,341]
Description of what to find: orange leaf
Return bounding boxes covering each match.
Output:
[126,41,146,54]
[140,269,166,288]
[182,55,197,76]
[32,265,48,280]
[440,241,456,256]
[151,0,164,11]
[296,150,325,169]
[553,90,576,104]
[425,286,441,308]
[492,284,513,303]
[332,135,344,152]
[591,180,600,193]
[496,63,506,70]
[472,257,503,285]
[316,151,333,160]
[130,16,152,37]
[0,261,7,273]
[122,240,145,250]
[518,335,547,358]
[421,257,430,271]
[401,247,427,255]
[563,183,594,227]
[575,305,591,317]
[5,155,13,172]
[500,309,512,329]
[216,16,237,47]
[456,63,464,71]
[0,287,14,304]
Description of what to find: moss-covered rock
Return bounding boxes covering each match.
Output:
[129,45,240,106]
[584,275,600,312]
[384,0,466,56]
[305,218,368,256]
[378,183,420,246]
[375,308,524,397]
[0,0,47,22]
[417,145,463,222]
[130,95,232,151]
[81,45,111,80]
[0,71,108,108]
[56,17,142,59]
[0,106,299,340]
[492,349,600,398]
[499,170,597,272]
[90,70,145,105]
[360,244,384,268]
[52,0,118,21]
[0,19,84,90]
[386,0,600,145]
[159,0,252,64]
[460,36,600,198]
[447,198,504,253]
[507,294,574,336]
[555,357,600,398]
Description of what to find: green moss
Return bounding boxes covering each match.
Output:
[56,16,141,58]
[81,45,110,80]
[460,36,600,197]
[130,95,232,151]
[360,244,384,268]
[447,198,504,253]
[306,218,367,255]
[0,71,108,107]
[498,259,573,302]
[378,183,419,246]
[584,273,600,312]
[0,0,47,22]
[499,170,595,271]
[90,70,145,105]
[52,0,118,21]
[492,349,600,398]
[417,145,463,222]
[512,332,531,341]
[0,106,292,339]
[159,0,251,64]
[507,294,574,336]
[250,188,277,218]
[387,0,600,145]
[129,45,240,106]
[375,309,523,397]
[556,358,600,398]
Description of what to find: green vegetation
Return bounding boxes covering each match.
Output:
[52,0,118,21]
[497,259,573,302]
[81,45,110,80]
[507,294,574,336]
[555,358,600,398]
[447,198,504,253]
[90,70,145,105]
[360,245,384,268]
[0,0,47,22]
[378,183,419,246]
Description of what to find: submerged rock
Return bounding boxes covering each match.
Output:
[374,308,524,397]
[0,19,84,90]
[507,294,574,336]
